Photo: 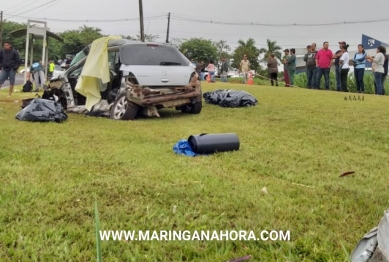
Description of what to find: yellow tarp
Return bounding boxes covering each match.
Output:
[75,35,122,111]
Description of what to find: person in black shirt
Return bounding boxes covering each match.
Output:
[381,48,388,95]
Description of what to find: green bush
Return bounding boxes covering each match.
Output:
[294,72,389,94]
[223,72,389,95]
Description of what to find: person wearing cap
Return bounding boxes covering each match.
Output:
[282,49,290,87]
[333,41,346,91]
[315,41,333,90]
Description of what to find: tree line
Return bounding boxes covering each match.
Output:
[2,20,283,72]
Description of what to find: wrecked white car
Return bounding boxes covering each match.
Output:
[48,39,202,120]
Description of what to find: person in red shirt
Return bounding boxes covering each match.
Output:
[315,41,333,90]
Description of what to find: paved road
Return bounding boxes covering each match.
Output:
[1,73,25,89]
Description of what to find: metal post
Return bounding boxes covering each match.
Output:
[166,12,170,43]
[0,11,3,48]
[138,0,144,42]
[41,24,47,81]
[24,30,29,83]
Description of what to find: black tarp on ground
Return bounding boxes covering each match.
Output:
[15,98,68,123]
[203,89,258,108]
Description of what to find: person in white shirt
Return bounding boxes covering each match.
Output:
[339,44,350,92]
[366,46,386,95]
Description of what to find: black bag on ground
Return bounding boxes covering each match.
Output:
[15,98,68,123]
[22,80,33,92]
[203,89,258,108]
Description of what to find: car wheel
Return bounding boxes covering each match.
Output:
[181,100,202,114]
[110,93,139,120]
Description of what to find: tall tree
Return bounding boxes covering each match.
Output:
[259,39,282,64]
[214,40,231,70]
[59,25,104,55]
[231,38,260,70]
[179,38,218,63]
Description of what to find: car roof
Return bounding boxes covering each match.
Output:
[107,39,174,48]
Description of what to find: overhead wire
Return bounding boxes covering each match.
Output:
[171,14,389,27]
[11,0,57,17]
[4,14,167,23]
[3,0,43,14]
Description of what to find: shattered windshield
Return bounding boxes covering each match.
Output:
[70,46,89,66]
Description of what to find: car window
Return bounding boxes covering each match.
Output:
[71,48,88,66]
[119,44,190,66]
[108,52,116,70]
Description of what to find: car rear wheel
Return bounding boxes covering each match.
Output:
[181,100,202,114]
[110,93,139,120]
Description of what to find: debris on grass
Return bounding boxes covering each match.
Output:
[340,171,355,177]
[261,187,268,194]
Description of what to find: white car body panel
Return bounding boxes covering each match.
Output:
[120,65,194,86]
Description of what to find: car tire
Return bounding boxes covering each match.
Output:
[110,93,139,120]
[181,100,202,114]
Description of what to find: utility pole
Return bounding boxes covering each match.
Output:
[0,11,3,48]
[138,0,145,42]
[166,12,171,43]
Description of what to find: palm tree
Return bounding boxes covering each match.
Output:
[232,38,260,70]
[259,39,282,63]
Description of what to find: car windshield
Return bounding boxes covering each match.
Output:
[119,44,190,66]
[70,47,89,66]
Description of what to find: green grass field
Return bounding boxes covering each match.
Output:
[1,81,389,261]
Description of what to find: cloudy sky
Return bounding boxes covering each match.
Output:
[3,0,389,52]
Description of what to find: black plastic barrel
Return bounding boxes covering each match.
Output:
[188,133,240,154]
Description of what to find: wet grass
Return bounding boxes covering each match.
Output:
[1,82,389,261]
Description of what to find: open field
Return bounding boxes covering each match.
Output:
[1,82,389,261]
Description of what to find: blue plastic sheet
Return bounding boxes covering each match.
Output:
[173,139,197,157]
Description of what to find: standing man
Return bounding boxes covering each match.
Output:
[267,54,278,86]
[282,49,290,87]
[315,42,333,90]
[0,41,21,97]
[194,61,203,81]
[239,54,250,84]
[287,48,296,87]
[306,43,318,89]
[303,45,311,69]
[48,59,55,80]
[333,41,346,91]
[220,57,229,82]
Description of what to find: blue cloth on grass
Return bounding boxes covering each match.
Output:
[173,139,197,157]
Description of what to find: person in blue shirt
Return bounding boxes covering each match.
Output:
[353,44,367,93]
[29,60,46,92]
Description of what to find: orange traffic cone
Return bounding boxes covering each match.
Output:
[206,74,210,82]
[247,72,253,85]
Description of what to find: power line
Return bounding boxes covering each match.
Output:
[167,30,387,40]
[3,0,43,14]
[11,0,57,17]
[4,14,167,23]
[171,14,389,27]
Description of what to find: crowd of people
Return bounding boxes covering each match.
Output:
[267,41,388,95]
[191,54,253,84]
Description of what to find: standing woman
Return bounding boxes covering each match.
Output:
[353,44,366,93]
[339,44,350,92]
[367,46,386,95]
[206,60,216,83]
